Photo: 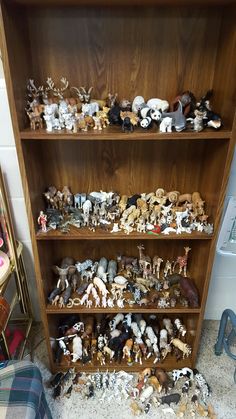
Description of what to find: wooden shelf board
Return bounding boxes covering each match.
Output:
[52,353,193,373]
[5,0,234,8]
[20,127,231,141]
[36,226,213,240]
[46,305,201,314]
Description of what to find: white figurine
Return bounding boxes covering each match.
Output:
[147,98,169,112]
[160,117,172,132]
[71,336,82,362]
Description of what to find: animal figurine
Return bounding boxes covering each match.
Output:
[193,369,211,402]
[179,277,199,307]
[192,109,206,132]
[132,95,145,113]
[140,386,154,403]
[162,100,186,132]
[159,329,171,360]
[106,92,118,107]
[152,256,163,278]
[163,318,174,337]
[109,313,124,331]
[174,318,187,337]
[176,402,187,417]
[160,117,172,132]
[148,376,162,393]
[160,393,181,406]
[71,336,83,362]
[172,367,193,382]
[107,260,117,283]
[120,111,138,132]
[173,247,191,276]
[171,91,196,115]
[147,98,169,112]
[52,263,76,291]
[123,338,133,361]
[133,341,143,364]
[171,338,192,358]
[108,104,122,125]
[153,368,174,393]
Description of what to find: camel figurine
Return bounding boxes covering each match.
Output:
[173,247,191,277]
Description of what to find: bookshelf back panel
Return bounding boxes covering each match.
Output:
[22,138,229,227]
[2,3,235,129]
[38,239,210,302]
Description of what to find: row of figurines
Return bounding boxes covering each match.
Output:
[53,313,191,366]
[38,187,213,236]
[26,78,221,132]
[50,367,212,416]
[48,246,199,310]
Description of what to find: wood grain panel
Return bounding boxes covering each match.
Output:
[22,139,228,224]
[5,0,235,6]
[21,6,221,120]
[38,239,210,303]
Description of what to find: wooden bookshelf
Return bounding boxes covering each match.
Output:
[0,0,235,373]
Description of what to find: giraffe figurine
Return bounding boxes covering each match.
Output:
[137,244,152,279]
[173,247,191,277]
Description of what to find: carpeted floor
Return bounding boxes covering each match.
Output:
[31,320,236,419]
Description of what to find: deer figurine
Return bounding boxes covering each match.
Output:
[173,247,191,277]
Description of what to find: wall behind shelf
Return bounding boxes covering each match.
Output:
[0,59,235,320]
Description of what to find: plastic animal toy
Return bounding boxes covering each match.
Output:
[153,368,174,393]
[163,318,174,337]
[180,277,199,307]
[120,111,138,132]
[160,117,172,132]
[147,98,169,112]
[108,104,122,125]
[148,376,162,393]
[71,336,83,362]
[192,109,206,132]
[192,191,205,215]
[106,92,118,108]
[161,393,181,406]
[92,116,102,130]
[159,329,171,360]
[109,313,124,331]
[173,247,191,276]
[174,318,187,337]
[193,369,211,402]
[140,386,154,403]
[152,256,163,278]
[122,338,133,360]
[196,90,222,129]
[171,338,192,358]
[172,367,193,382]
[103,346,115,362]
[162,100,186,132]
[52,263,76,292]
[170,91,196,115]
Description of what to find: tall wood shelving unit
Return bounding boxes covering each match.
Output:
[0,0,235,373]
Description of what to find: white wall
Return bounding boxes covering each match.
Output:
[204,148,236,319]
[0,60,235,320]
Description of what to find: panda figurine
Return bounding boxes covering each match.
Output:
[139,105,162,128]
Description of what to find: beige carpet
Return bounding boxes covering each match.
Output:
[31,320,236,419]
